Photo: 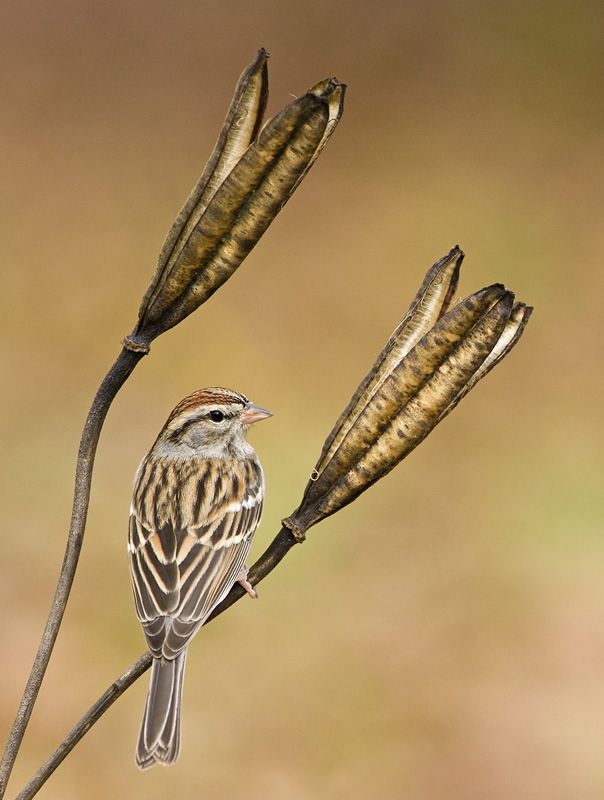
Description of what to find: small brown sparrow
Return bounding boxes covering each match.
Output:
[128,387,271,769]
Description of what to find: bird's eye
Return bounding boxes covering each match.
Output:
[208,410,225,423]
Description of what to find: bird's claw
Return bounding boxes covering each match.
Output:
[237,565,257,599]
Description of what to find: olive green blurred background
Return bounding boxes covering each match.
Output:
[1,1,603,798]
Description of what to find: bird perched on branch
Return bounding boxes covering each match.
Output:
[128,387,271,768]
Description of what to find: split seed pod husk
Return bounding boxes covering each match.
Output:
[284,247,532,538]
[124,49,345,351]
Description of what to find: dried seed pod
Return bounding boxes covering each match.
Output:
[124,52,345,351]
[315,246,463,480]
[139,48,270,328]
[284,251,532,539]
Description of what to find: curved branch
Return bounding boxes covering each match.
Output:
[14,527,298,800]
[0,347,146,800]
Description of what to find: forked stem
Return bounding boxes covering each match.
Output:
[0,347,146,800]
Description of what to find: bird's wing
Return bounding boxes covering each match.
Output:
[128,457,264,660]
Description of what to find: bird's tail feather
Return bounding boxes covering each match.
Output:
[136,650,187,769]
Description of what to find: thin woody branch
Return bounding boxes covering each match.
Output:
[0,347,145,800]
[15,527,298,800]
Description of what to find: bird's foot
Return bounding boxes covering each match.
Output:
[237,565,257,599]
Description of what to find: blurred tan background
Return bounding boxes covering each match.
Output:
[1,1,603,798]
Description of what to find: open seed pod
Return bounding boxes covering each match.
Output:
[284,248,532,539]
[123,49,345,351]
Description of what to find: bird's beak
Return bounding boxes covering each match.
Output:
[241,403,273,425]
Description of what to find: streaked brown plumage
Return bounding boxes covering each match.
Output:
[128,387,271,769]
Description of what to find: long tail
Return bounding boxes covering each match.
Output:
[135,650,187,769]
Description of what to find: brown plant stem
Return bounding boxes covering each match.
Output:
[14,527,299,800]
[0,347,146,800]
